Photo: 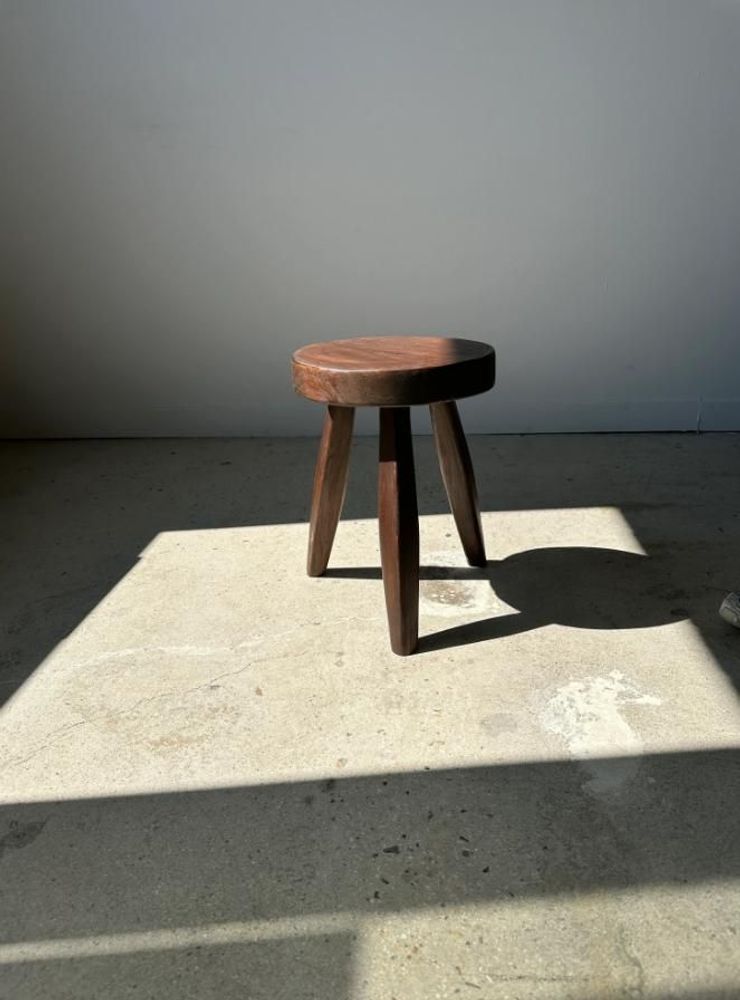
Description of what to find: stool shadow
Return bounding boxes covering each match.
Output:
[325,546,688,652]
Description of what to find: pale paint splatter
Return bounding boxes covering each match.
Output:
[541,671,662,796]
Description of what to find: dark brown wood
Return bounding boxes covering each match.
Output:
[307,405,354,577]
[293,336,495,407]
[296,335,496,655]
[431,401,487,568]
[378,407,419,655]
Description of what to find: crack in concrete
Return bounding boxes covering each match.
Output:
[617,926,646,998]
[483,972,591,983]
[1,616,381,773]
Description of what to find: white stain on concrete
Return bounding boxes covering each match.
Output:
[541,671,662,796]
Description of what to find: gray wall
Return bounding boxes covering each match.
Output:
[2,0,740,437]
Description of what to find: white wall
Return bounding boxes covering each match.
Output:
[2,0,740,437]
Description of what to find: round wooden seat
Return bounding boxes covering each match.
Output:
[292,336,495,407]
[292,334,496,655]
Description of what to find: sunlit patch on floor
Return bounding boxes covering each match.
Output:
[419,550,510,619]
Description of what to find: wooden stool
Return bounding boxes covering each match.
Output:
[292,336,495,655]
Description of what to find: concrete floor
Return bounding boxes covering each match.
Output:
[1,432,739,999]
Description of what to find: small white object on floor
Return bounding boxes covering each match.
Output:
[719,592,740,628]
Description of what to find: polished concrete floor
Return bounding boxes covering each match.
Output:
[1,432,739,999]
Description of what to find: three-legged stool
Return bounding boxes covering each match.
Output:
[292,336,495,655]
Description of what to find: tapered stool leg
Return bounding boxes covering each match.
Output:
[430,401,486,567]
[307,405,354,576]
[378,407,419,655]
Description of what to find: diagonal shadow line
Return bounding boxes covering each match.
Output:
[325,565,483,580]
[326,545,693,651]
[1,439,739,994]
[1,934,736,1000]
[326,566,534,645]
[2,434,740,706]
[0,929,357,1000]
[2,434,740,708]
[417,611,536,650]
[1,749,738,943]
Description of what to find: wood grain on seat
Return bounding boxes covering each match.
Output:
[292,336,495,407]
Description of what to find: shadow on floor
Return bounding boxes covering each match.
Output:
[2,433,740,706]
[1,750,738,995]
[1,932,356,1000]
[1,436,739,993]
[328,545,690,649]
